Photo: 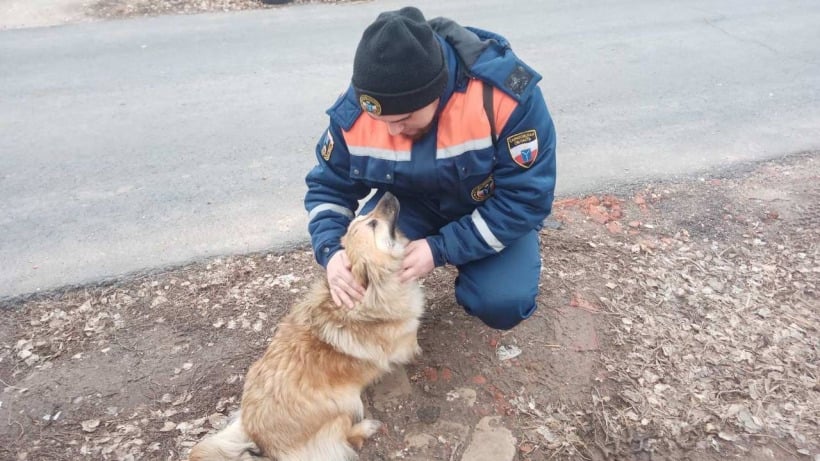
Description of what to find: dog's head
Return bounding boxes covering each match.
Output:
[341,192,407,287]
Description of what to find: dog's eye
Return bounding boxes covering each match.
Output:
[368,220,378,229]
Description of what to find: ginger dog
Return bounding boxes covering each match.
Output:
[189,192,424,461]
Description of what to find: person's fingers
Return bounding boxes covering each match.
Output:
[330,274,361,306]
[352,286,365,298]
[340,251,352,269]
[335,276,364,300]
[401,257,421,282]
[399,268,416,283]
[327,249,373,308]
[330,285,342,307]
[330,283,352,308]
[399,240,434,283]
[402,250,414,267]
[337,287,355,309]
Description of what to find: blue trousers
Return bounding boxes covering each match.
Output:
[361,192,540,330]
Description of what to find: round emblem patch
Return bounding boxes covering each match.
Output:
[359,94,382,116]
[471,175,495,202]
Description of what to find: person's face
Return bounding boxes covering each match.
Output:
[369,99,439,140]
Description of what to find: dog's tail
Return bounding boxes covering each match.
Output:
[188,411,266,461]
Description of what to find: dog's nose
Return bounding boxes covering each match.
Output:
[375,192,400,220]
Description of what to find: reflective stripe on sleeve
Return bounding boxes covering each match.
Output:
[470,208,505,252]
[435,136,494,159]
[308,203,355,221]
[348,146,412,162]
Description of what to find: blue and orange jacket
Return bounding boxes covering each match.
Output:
[305,18,557,268]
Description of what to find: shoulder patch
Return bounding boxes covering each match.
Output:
[471,175,495,202]
[320,129,334,161]
[506,130,538,168]
[505,64,534,97]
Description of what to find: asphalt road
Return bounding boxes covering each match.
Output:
[1,0,819,299]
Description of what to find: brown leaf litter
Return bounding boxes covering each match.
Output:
[1,153,818,461]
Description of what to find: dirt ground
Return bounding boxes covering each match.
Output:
[1,152,817,461]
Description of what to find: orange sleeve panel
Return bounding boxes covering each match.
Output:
[437,79,491,154]
[492,86,519,139]
[342,78,519,160]
[437,79,519,156]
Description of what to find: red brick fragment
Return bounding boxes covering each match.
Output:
[606,221,623,234]
[588,206,610,224]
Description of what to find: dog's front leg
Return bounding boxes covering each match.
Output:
[389,331,422,365]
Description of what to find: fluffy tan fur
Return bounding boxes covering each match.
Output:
[189,193,424,461]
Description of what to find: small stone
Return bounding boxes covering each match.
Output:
[404,432,436,450]
[496,345,522,361]
[446,388,477,407]
[371,367,412,412]
[207,413,228,429]
[159,421,176,432]
[81,419,100,432]
[417,406,440,424]
[461,417,516,461]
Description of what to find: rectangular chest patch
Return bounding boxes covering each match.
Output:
[506,130,539,168]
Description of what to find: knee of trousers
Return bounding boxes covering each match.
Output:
[456,285,538,330]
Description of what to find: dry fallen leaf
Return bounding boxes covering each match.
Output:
[81,419,101,432]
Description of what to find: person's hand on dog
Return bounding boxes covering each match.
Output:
[400,239,435,283]
[327,250,366,308]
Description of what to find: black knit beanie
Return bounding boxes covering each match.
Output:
[352,7,448,116]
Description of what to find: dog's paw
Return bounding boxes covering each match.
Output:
[347,419,383,451]
[356,419,382,438]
